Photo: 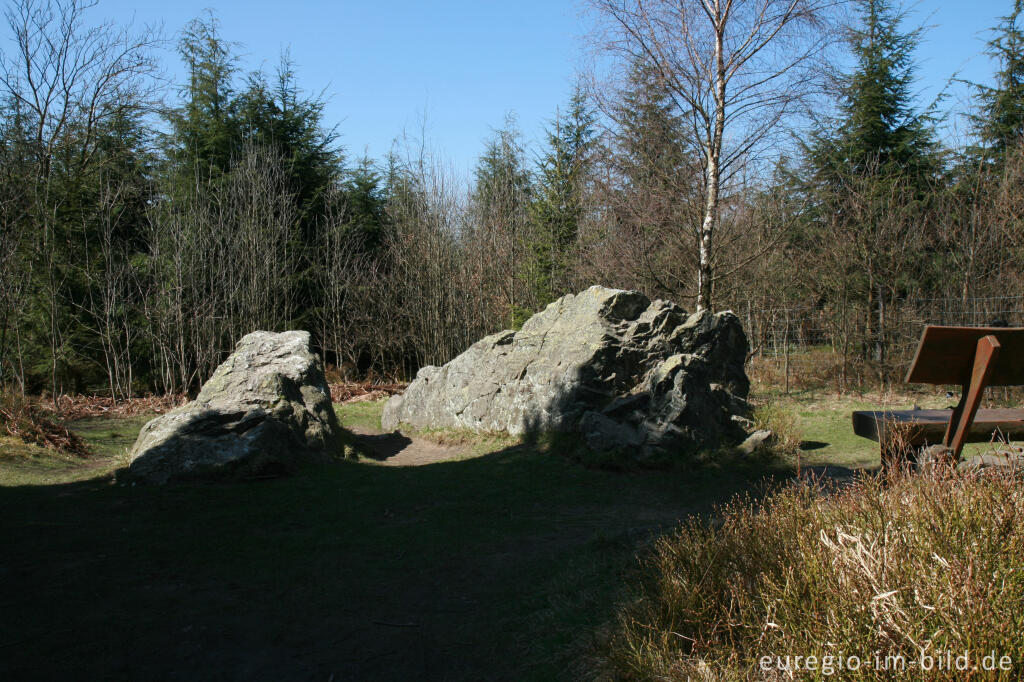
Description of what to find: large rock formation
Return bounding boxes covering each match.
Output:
[128,331,341,483]
[382,286,752,460]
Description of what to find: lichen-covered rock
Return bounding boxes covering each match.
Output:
[128,331,340,483]
[382,286,751,459]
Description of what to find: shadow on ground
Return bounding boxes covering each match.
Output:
[0,428,792,681]
[356,431,414,461]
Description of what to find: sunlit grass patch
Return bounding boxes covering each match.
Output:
[333,397,388,431]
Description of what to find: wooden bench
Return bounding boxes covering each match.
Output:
[852,325,1024,467]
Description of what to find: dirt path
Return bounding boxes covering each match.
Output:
[348,425,471,466]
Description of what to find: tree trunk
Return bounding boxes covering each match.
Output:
[696,1,727,313]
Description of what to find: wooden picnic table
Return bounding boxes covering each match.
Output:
[852,325,1024,467]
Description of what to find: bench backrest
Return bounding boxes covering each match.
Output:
[906,325,1024,386]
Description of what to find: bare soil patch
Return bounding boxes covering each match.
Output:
[348,424,473,466]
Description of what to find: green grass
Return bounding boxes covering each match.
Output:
[0,405,780,681]
[415,426,521,456]
[759,389,1018,471]
[0,414,153,487]
[334,398,387,430]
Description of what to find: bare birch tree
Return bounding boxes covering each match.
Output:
[0,0,162,179]
[588,0,838,310]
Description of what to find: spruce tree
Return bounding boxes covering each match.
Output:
[612,61,690,197]
[803,0,941,373]
[163,16,347,336]
[166,14,238,180]
[529,86,595,306]
[234,54,343,230]
[603,59,700,299]
[973,1,1024,160]
[342,156,388,253]
[471,117,533,323]
[811,0,938,183]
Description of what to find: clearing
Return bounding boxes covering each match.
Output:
[0,389,959,680]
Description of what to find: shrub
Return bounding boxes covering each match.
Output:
[599,471,1024,680]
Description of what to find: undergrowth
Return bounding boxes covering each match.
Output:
[0,392,91,456]
[598,469,1024,680]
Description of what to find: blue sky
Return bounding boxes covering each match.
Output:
[96,0,585,177]
[10,1,1021,173]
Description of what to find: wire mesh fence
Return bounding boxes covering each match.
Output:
[738,296,1024,393]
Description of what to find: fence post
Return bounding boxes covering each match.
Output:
[784,309,791,395]
[877,283,885,385]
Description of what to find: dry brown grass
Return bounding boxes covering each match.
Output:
[751,402,802,457]
[328,380,405,404]
[0,392,92,456]
[46,393,186,420]
[598,468,1024,680]
[749,348,867,394]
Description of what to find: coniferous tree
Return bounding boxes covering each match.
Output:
[166,14,238,181]
[470,117,533,324]
[232,55,344,332]
[342,156,389,253]
[810,0,938,184]
[973,1,1024,161]
[0,0,159,394]
[528,86,596,306]
[593,60,701,299]
[162,16,346,343]
[803,0,941,372]
[234,54,343,231]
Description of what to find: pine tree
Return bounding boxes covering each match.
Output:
[973,0,1024,160]
[811,0,938,183]
[803,0,941,373]
[528,86,595,306]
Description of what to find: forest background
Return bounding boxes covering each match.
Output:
[3,0,1024,400]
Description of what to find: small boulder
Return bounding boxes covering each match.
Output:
[737,430,776,456]
[957,451,1024,475]
[916,444,955,474]
[128,331,340,483]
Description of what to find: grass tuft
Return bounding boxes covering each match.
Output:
[752,401,802,458]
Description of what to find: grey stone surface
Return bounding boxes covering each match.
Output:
[128,331,340,483]
[738,430,776,455]
[382,286,751,458]
[916,444,955,473]
[957,451,1024,475]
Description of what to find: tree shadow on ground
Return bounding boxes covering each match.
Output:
[0,426,790,682]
